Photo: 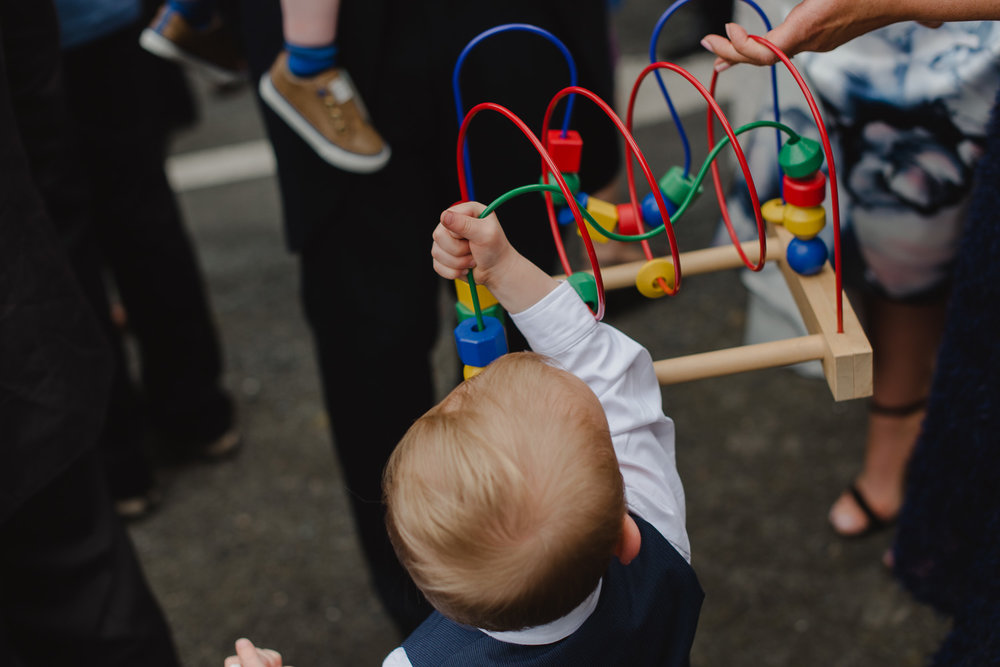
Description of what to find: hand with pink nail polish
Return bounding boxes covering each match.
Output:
[700,0,1000,70]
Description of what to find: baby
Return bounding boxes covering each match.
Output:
[382,202,703,665]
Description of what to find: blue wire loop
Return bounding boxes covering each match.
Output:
[649,0,780,179]
[452,23,579,201]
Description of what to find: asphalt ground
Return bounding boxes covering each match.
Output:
[127,4,952,665]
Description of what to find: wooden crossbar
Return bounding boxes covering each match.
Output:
[559,226,873,401]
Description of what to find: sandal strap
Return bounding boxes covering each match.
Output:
[868,397,927,417]
[847,483,894,530]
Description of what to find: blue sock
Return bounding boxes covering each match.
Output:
[285,41,339,78]
[167,0,216,29]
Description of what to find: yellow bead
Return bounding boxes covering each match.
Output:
[464,365,484,380]
[761,198,785,225]
[454,278,498,310]
[635,258,676,298]
[576,196,617,244]
[782,205,826,240]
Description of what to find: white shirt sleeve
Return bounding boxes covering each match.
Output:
[383,646,412,667]
[510,281,691,561]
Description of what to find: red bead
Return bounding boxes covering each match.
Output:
[546,129,584,174]
[783,172,826,208]
[616,202,643,236]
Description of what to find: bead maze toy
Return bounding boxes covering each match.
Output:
[449,7,872,402]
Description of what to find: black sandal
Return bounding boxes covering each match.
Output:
[838,483,897,538]
[832,398,925,538]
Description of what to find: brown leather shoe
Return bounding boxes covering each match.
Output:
[258,52,390,173]
[139,4,246,85]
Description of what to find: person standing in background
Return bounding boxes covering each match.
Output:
[0,1,181,663]
[54,0,242,519]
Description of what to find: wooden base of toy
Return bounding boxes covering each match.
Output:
[562,224,873,401]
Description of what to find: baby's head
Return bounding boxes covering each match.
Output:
[383,351,625,632]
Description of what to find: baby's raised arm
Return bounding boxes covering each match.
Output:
[431,201,557,314]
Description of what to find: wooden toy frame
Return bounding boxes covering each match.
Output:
[556,222,873,401]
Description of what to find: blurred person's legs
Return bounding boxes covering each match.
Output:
[828,294,946,535]
[61,21,239,478]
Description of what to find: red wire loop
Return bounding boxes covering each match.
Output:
[541,84,680,297]
[747,36,843,333]
[455,101,608,320]
[706,69,767,270]
[626,61,767,273]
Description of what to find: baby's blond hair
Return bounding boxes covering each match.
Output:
[384,351,625,631]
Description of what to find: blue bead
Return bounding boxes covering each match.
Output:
[640,191,677,228]
[556,193,589,226]
[785,237,828,275]
[454,316,508,367]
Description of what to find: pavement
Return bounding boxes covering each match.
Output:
[128,3,951,666]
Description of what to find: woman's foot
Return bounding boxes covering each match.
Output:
[828,481,898,537]
[828,399,926,537]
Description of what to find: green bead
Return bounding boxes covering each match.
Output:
[567,272,599,311]
[538,172,581,207]
[778,137,824,179]
[455,301,506,324]
[657,165,702,208]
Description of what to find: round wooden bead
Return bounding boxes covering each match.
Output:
[616,202,643,236]
[785,237,828,275]
[640,190,677,228]
[761,198,786,225]
[538,171,581,207]
[567,272,598,311]
[635,258,676,298]
[782,205,826,240]
[783,171,826,208]
[454,315,507,367]
[778,137,823,179]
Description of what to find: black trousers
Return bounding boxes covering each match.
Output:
[0,1,179,663]
[239,0,621,634]
[60,21,235,497]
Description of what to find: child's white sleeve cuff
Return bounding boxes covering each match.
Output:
[509,281,597,356]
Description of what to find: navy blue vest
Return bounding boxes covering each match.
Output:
[401,514,703,666]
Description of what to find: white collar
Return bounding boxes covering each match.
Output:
[478,579,603,646]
